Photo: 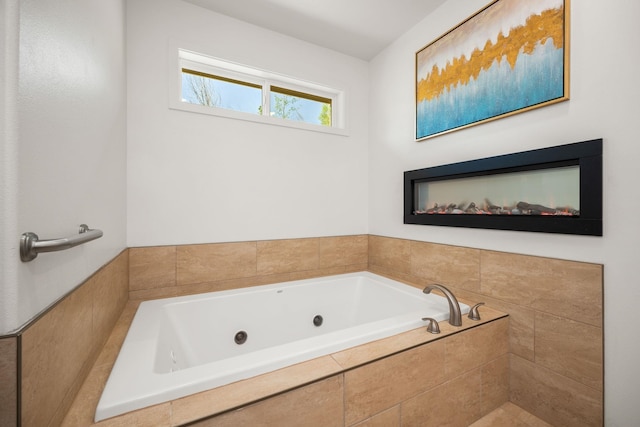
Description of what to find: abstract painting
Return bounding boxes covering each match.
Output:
[416,0,569,140]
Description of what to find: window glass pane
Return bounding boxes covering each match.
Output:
[181,70,262,115]
[270,86,331,126]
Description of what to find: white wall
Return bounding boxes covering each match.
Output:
[126,0,369,247]
[368,1,640,425]
[0,0,127,334]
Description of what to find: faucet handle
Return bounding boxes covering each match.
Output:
[468,302,485,321]
[422,317,441,334]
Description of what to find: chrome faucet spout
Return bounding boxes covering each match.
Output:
[423,284,462,326]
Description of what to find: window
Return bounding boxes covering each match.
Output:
[269,86,331,126]
[173,49,345,134]
[181,69,262,115]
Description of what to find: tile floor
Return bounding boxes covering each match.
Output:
[470,402,553,427]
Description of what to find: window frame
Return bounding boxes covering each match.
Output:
[170,48,347,136]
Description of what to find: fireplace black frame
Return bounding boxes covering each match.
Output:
[404,139,603,235]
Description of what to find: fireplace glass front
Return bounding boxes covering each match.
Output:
[404,139,602,235]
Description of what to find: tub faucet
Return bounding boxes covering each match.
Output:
[423,284,462,326]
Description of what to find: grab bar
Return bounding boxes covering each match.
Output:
[20,224,103,262]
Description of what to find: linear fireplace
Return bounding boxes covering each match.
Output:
[404,139,603,235]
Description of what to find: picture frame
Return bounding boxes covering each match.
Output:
[415,0,569,140]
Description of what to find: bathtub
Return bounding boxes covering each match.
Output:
[95,272,469,421]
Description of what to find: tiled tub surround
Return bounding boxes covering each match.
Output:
[128,235,370,302]
[64,298,508,426]
[368,235,604,427]
[10,250,129,427]
[7,234,603,426]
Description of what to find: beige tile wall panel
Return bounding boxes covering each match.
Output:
[469,402,553,427]
[319,235,368,268]
[344,340,446,425]
[444,318,509,378]
[534,312,603,390]
[410,240,481,292]
[190,376,344,427]
[21,282,94,427]
[480,251,603,326]
[62,301,170,427]
[256,238,319,275]
[170,355,343,425]
[92,252,129,349]
[0,337,17,427]
[453,288,536,361]
[177,242,257,285]
[368,235,411,274]
[21,252,129,427]
[480,354,510,415]
[349,405,400,427]
[129,246,176,291]
[510,355,603,427]
[401,367,483,427]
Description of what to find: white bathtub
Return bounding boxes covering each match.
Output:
[95,272,469,421]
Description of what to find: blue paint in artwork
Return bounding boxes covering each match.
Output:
[417,41,564,139]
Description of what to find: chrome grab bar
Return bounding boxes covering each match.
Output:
[20,224,103,262]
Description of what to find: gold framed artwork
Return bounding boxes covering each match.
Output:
[416,0,570,140]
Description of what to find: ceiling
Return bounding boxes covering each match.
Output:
[182,0,447,60]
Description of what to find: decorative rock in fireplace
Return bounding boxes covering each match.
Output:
[404,139,603,235]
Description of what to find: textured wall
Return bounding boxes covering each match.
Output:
[126,0,370,247]
[1,0,127,334]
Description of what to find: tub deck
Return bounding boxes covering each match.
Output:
[62,286,508,426]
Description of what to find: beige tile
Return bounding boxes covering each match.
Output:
[94,301,140,369]
[480,354,509,414]
[319,235,368,268]
[95,403,172,427]
[331,326,440,370]
[92,251,129,351]
[129,286,179,301]
[469,402,553,427]
[350,405,400,427]
[535,312,603,390]
[171,356,344,425]
[510,355,603,427]
[50,359,95,427]
[62,363,110,426]
[368,235,411,275]
[411,241,481,292]
[0,337,17,427]
[401,367,483,427]
[480,251,603,326]
[64,301,148,426]
[444,318,509,379]
[454,288,536,361]
[344,339,446,425]
[188,376,343,427]
[177,242,257,285]
[479,296,535,361]
[256,238,319,275]
[500,402,556,427]
[366,264,420,289]
[21,282,94,427]
[129,246,176,291]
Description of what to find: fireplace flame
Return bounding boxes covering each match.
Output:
[414,199,579,217]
